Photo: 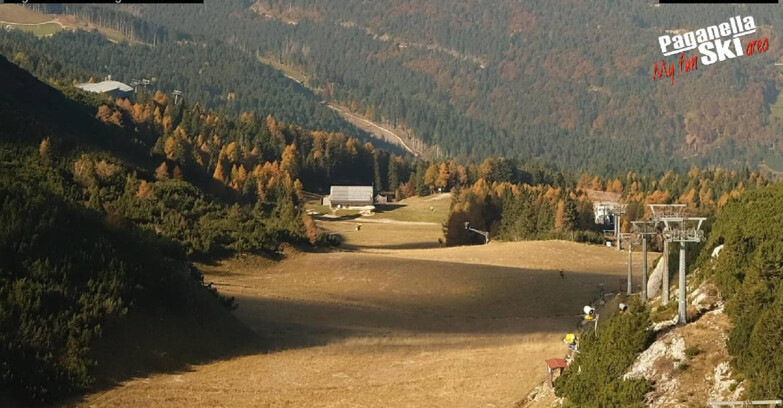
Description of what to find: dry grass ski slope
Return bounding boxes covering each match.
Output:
[71,213,657,408]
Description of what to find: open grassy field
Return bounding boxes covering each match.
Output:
[71,210,658,407]
[0,5,62,37]
[4,22,62,37]
[370,193,451,224]
[0,4,52,24]
[0,4,132,42]
[306,193,451,225]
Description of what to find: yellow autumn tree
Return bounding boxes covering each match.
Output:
[96,105,123,127]
[212,160,227,183]
[424,164,439,189]
[294,179,304,203]
[554,200,566,231]
[136,180,153,199]
[435,162,450,191]
[155,162,170,181]
[281,144,299,179]
[222,142,238,164]
[39,138,51,158]
[152,90,168,105]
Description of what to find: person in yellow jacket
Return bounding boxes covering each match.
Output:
[563,333,578,352]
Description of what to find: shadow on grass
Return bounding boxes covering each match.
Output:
[338,240,443,250]
[58,254,631,406]
[227,258,635,350]
[373,203,406,214]
[53,284,263,407]
[312,213,363,222]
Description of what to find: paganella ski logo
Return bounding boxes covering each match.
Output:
[653,16,770,84]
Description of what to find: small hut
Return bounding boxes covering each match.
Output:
[545,358,568,387]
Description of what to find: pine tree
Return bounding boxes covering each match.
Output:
[373,152,384,192]
[388,156,400,191]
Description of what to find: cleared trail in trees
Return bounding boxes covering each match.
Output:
[75,213,654,408]
[327,104,419,155]
[257,54,421,156]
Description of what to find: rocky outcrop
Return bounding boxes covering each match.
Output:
[647,256,665,299]
[625,278,743,408]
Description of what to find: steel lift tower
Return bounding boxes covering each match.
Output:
[632,220,659,302]
[649,204,686,306]
[650,204,705,325]
[619,232,639,295]
[610,204,627,252]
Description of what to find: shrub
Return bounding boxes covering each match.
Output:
[696,183,783,398]
[684,346,702,358]
[0,181,195,402]
[555,298,653,407]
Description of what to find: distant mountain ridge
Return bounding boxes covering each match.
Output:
[21,1,783,175]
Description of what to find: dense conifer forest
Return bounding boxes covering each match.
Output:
[697,183,783,399]
[26,1,783,174]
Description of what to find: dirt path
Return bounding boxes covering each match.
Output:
[327,104,419,155]
[0,19,61,26]
[72,220,657,407]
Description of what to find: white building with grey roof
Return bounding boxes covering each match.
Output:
[75,78,133,100]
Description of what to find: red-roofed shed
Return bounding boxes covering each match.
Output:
[545,358,568,387]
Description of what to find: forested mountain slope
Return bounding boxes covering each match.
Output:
[0,53,257,404]
[0,26,361,139]
[27,1,783,175]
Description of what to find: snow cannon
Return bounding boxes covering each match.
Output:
[583,306,596,321]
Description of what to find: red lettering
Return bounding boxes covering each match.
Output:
[746,37,770,56]
[746,40,757,56]
[653,60,675,85]
[653,55,699,86]
[653,60,664,81]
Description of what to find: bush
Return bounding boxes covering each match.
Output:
[0,181,196,402]
[684,346,702,358]
[555,298,653,407]
[696,183,783,398]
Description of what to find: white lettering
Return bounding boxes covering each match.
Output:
[699,42,718,66]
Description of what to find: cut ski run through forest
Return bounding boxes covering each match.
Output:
[70,197,656,408]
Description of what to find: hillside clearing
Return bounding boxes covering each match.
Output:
[0,5,52,24]
[73,214,658,408]
[0,4,131,41]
